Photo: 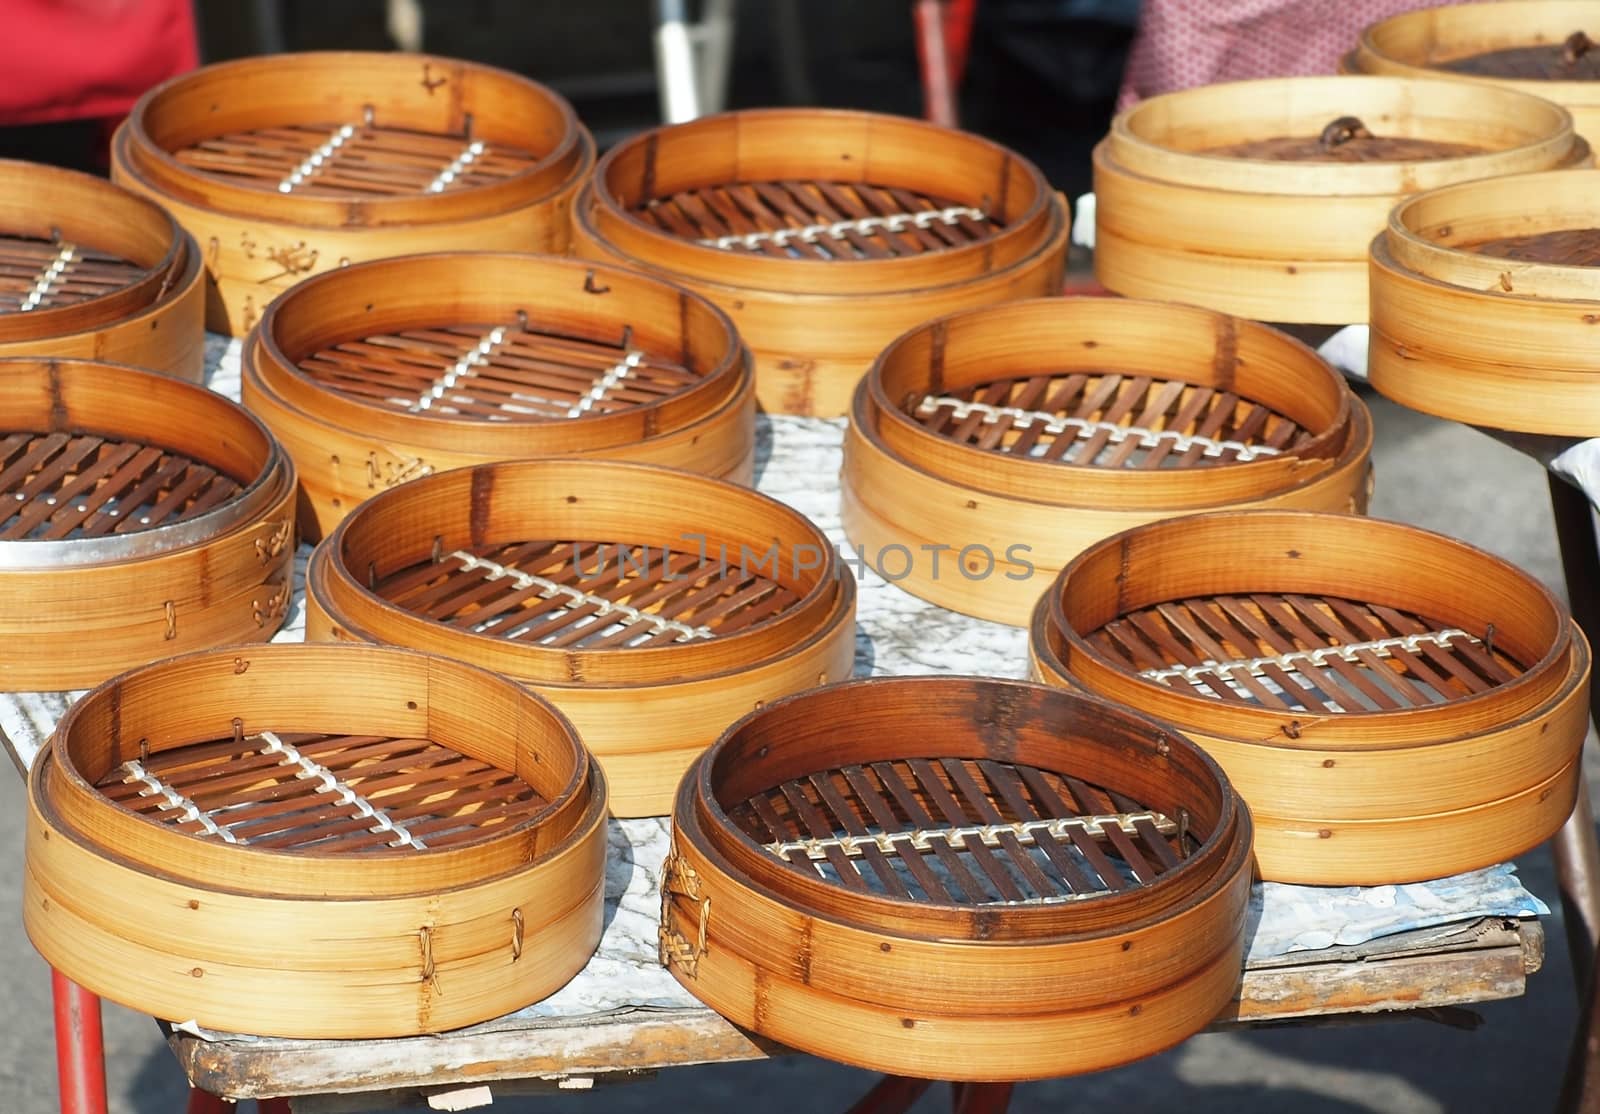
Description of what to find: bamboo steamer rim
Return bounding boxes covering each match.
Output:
[313,458,851,686]
[121,51,589,227]
[1108,75,1579,197]
[250,252,748,454]
[580,107,1061,294]
[1042,509,1570,745]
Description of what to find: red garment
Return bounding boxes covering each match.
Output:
[0,0,198,125]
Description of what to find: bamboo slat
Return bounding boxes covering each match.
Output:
[242,253,755,541]
[1093,75,1589,323]
[1029,510,1590,885]
[304,459,857,818]
[23,642,608,1038]
[0,359,296,690]
[661,676,1254,1080]
[111,52,594,337]
[569,109,1068,416]
[840,298,1372,626]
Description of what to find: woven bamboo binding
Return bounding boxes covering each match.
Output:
[1093,75,1589,324]
[1369,168,1600,436]
[0,161,204,380]
[1030,510,1591,886]
[111,51,594,337]
[570,108,1069,417]
[0,359,296,691]
[305,458,857,818]
[661,676,1254,1080]
[23,642,608,1038]
[243,252,756,541]
[840,298,1372,626]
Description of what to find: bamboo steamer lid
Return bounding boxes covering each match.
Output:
[570,108,1069,417]
[662,676,1254,1080]
[0,161,204,380]
[243,252,756,541]
[1030,510,1590,885]
[0,359,296,691]
[840,298,1373,626]
[23,642,608,1038]
[1369,168,1600,435]
[305,459,857,818]
[1093,75,1589,324]
[111,51,595,337]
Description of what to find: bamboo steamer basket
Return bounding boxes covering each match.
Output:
[304,459,857,818]
[23,642,608,1038]
[111,51,595,337]
[243,252,756,541]
[1029,510,1590,886]
[661,676,1254,1081]
[840,298,1373,626]
[1369,168,1600,435]
[1347,2,1600,144]
[0,161,204,380]
[1093,75,1589,324]
[0,359,296,691]
[570,108,1069,417]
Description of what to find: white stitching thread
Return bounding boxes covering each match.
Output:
[1140,629,1477,686]
[121,759,241,843]
[566,351,643,416]
[19,243,77,311]
[277,123,358,193]
[765,811,1176,864]
[426,140,487,193]
[698,205,986,251]
[258,731,427,849]
[409,326,509,413]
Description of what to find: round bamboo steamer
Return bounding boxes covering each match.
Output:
[1093,75,1589,324]
[0,359,296,691]
[840,298,1372,626]
[662,675,1254,1081]
[1029,510,1591,885]
[569,108,1069,417]
[111,51,595,337]
[243,252,756,541]
[1347,2,1600,144]
[1369,168,1600,435]
[23,642,608,1038]
[304,459,857,818]
[0,161,204,380]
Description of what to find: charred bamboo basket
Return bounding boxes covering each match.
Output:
[661,676,1254,1080]
[112,52,595,337]
[0,161,204,380]
[1093,76,1589,324]
[23,643,608,1038]
[1369,169,1600,436]
[243,252,756,541]
[840,299,1373,626]
[305,459,857,818]
[0,359,296,691]
[570,108,1069,417]
[1030,511,1590,885]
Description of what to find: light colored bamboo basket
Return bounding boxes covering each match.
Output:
[570,108,1069,417]
[0,161,204,380]
[23,643,608,1038]
[111,51,594,337]
[1030,510,1590,886]
[242,252,756,541]
[840,298,1373,626]
[305,459,857,818]
[1094,75,1589,324]
[661,676,1254,1080]
[1369,168,1600,435]
[0,359,296,691]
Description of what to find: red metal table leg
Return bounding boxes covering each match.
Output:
[256,1100,291,1114]
[844,1075,933,1114]
[184,1090,235,1113]
[51,971,107,1114]
[951,1082,1014,1113]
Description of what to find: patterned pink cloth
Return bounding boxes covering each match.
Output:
[1117,0,1447,108]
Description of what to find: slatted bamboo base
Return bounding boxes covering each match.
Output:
[662,676,1254,1080]
[306,459,856,817]
[244,253,755,540]
[571,109,1068,416]
[111,52,594,336]
[840,298,1372,625]
[1030,510,1591,885]
[23,643,608,1038]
